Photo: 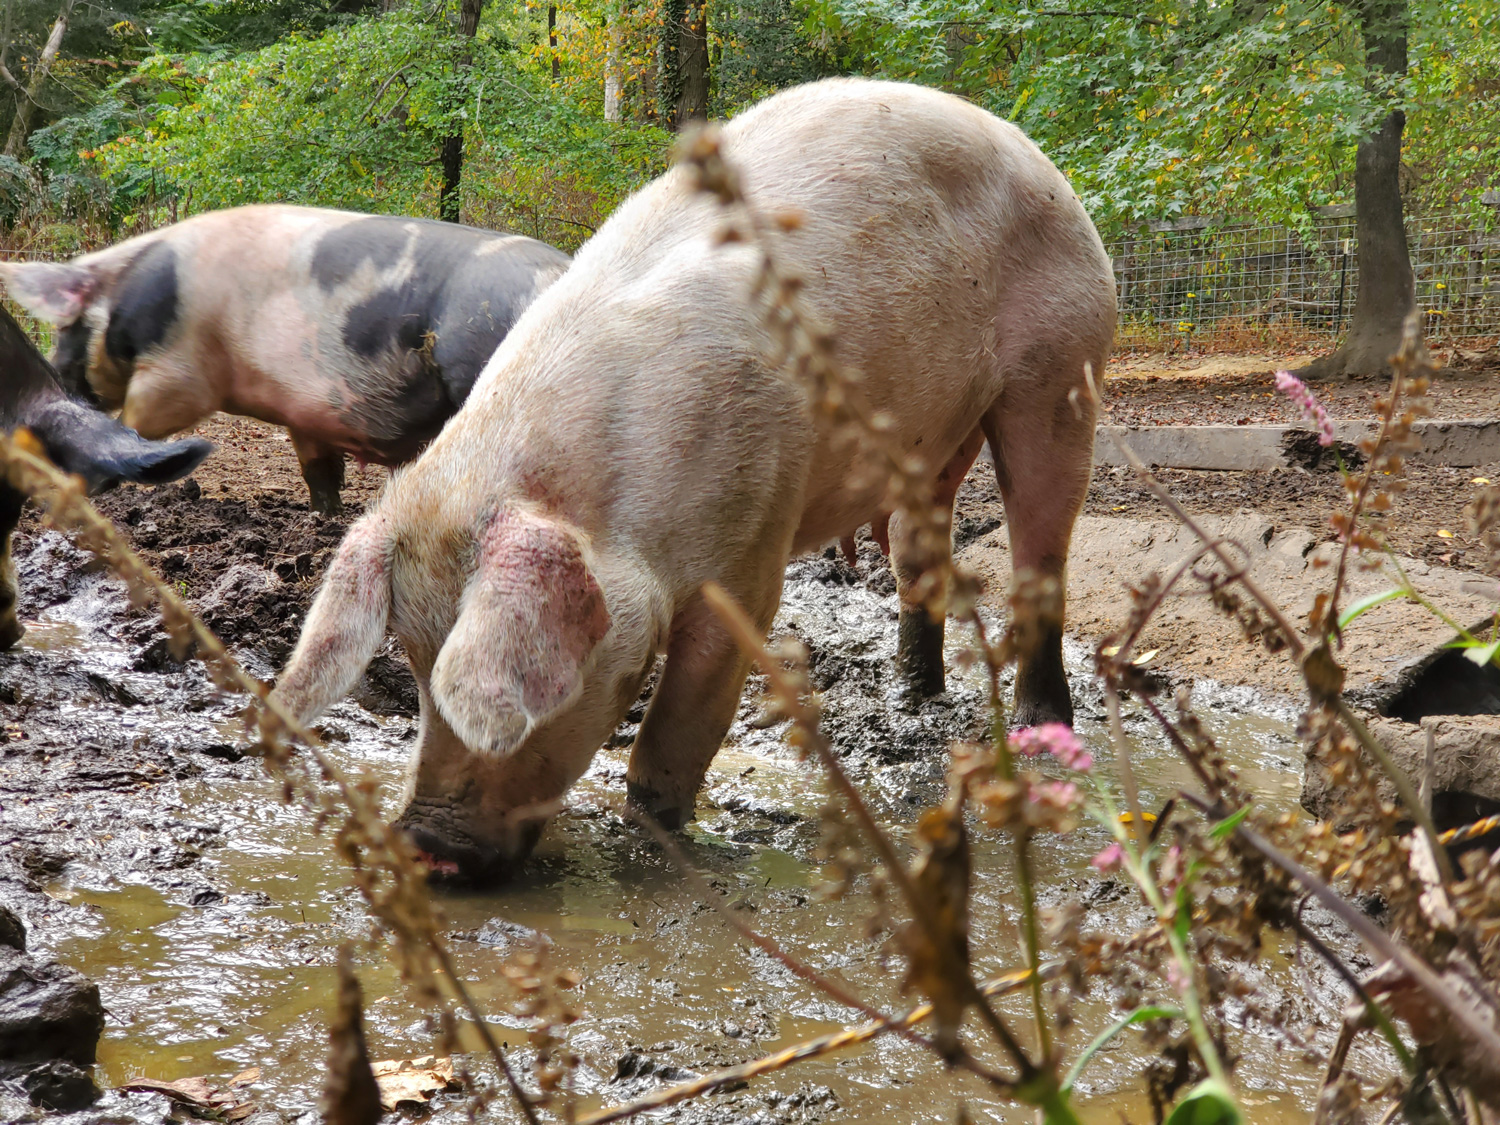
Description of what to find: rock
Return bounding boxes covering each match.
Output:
[197,564,279,616]
[0,904,25,951]
[1302,714,1500,831]
[21,1059,100,1111]
[0,947,105,1065]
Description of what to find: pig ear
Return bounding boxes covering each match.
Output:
[431,513,611,757]
[271,513,392,724]
[0,262,101,325]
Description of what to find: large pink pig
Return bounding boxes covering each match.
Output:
[1,207,569,512]
[272,78,1116,881]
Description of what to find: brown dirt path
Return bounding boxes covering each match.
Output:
[1104,346,1500,428]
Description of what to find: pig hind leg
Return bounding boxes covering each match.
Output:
[890,427,986,698]
[291,432,346,515]
[627,581,781,829]
[982,363,1098,728]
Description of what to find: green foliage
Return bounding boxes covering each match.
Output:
[712,0,843,115]
[798,0,1499,236]
[95,14,457,214]
[4,0,1495,248]
[1164,1079,1244,1125]
[83,5,669,241]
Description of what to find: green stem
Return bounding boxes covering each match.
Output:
[1035,1086,1085,1125]
[1126,856,1229,1088]
[1015,829,1052,1062]
[990,687,1052,1064]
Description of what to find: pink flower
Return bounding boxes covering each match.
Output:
[1009,723,1093,771]
[1092,842,1124,872]
[1275,370,1334,447]
[1030,779,1080,808]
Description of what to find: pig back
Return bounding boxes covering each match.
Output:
[430,78,1114,587]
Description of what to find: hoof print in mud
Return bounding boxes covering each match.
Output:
[612,1051,698,1085]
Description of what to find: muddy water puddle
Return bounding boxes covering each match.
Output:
[9,544,1384,1123]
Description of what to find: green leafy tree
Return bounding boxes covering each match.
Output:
[803,0,1499,372]
[87,4,669,246]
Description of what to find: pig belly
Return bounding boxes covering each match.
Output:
[227,369,441,467]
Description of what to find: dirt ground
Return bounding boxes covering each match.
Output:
[1090,345,1500,571]
[1104,344,1500,427]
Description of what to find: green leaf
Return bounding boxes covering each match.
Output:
[1062,1005,1182,1093]
[1164,1078,1244,1125]
[1464,640,1500,667]
[1209,804,1252,841]
[1338,587,1405,629]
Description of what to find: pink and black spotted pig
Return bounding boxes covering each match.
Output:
[1,206,569,512]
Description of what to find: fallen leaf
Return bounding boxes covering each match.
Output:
[1473,477,1491,485]
[1132,648,1160,665]
[1438,529,1455,538]
[115,1074,257,1120]
[117,1076,223,1107]
[370,1057,460,1112]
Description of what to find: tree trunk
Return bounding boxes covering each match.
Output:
[604,12,622,122]
[548,5,559,81]
[674,2,708,128]
[438,0,483,224]
[657,0,706,130]
[1298,0,1415,380]
[3,0,75,159]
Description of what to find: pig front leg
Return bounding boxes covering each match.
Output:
[890,427,987,699]
[627,581,782,829]
[290,432,346,515]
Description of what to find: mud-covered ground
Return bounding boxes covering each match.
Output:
[0,409,1416,1124]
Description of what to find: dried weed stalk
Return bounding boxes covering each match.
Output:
[679,124,1093,1119]
[1090,319,1500,1121]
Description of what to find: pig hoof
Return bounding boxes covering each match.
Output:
[308,492,343,516]
[1010,693,1074,730]
[625,782,693,831]
[0,616,23,651]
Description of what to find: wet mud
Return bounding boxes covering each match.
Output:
[2,426,1395,1124]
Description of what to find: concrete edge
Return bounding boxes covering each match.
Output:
[1094,419,1500,470]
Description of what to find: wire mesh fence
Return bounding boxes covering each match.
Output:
[1110,207,1500,351]
[5,207,1500,357]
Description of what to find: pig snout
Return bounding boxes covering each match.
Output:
[394,797,545,886]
